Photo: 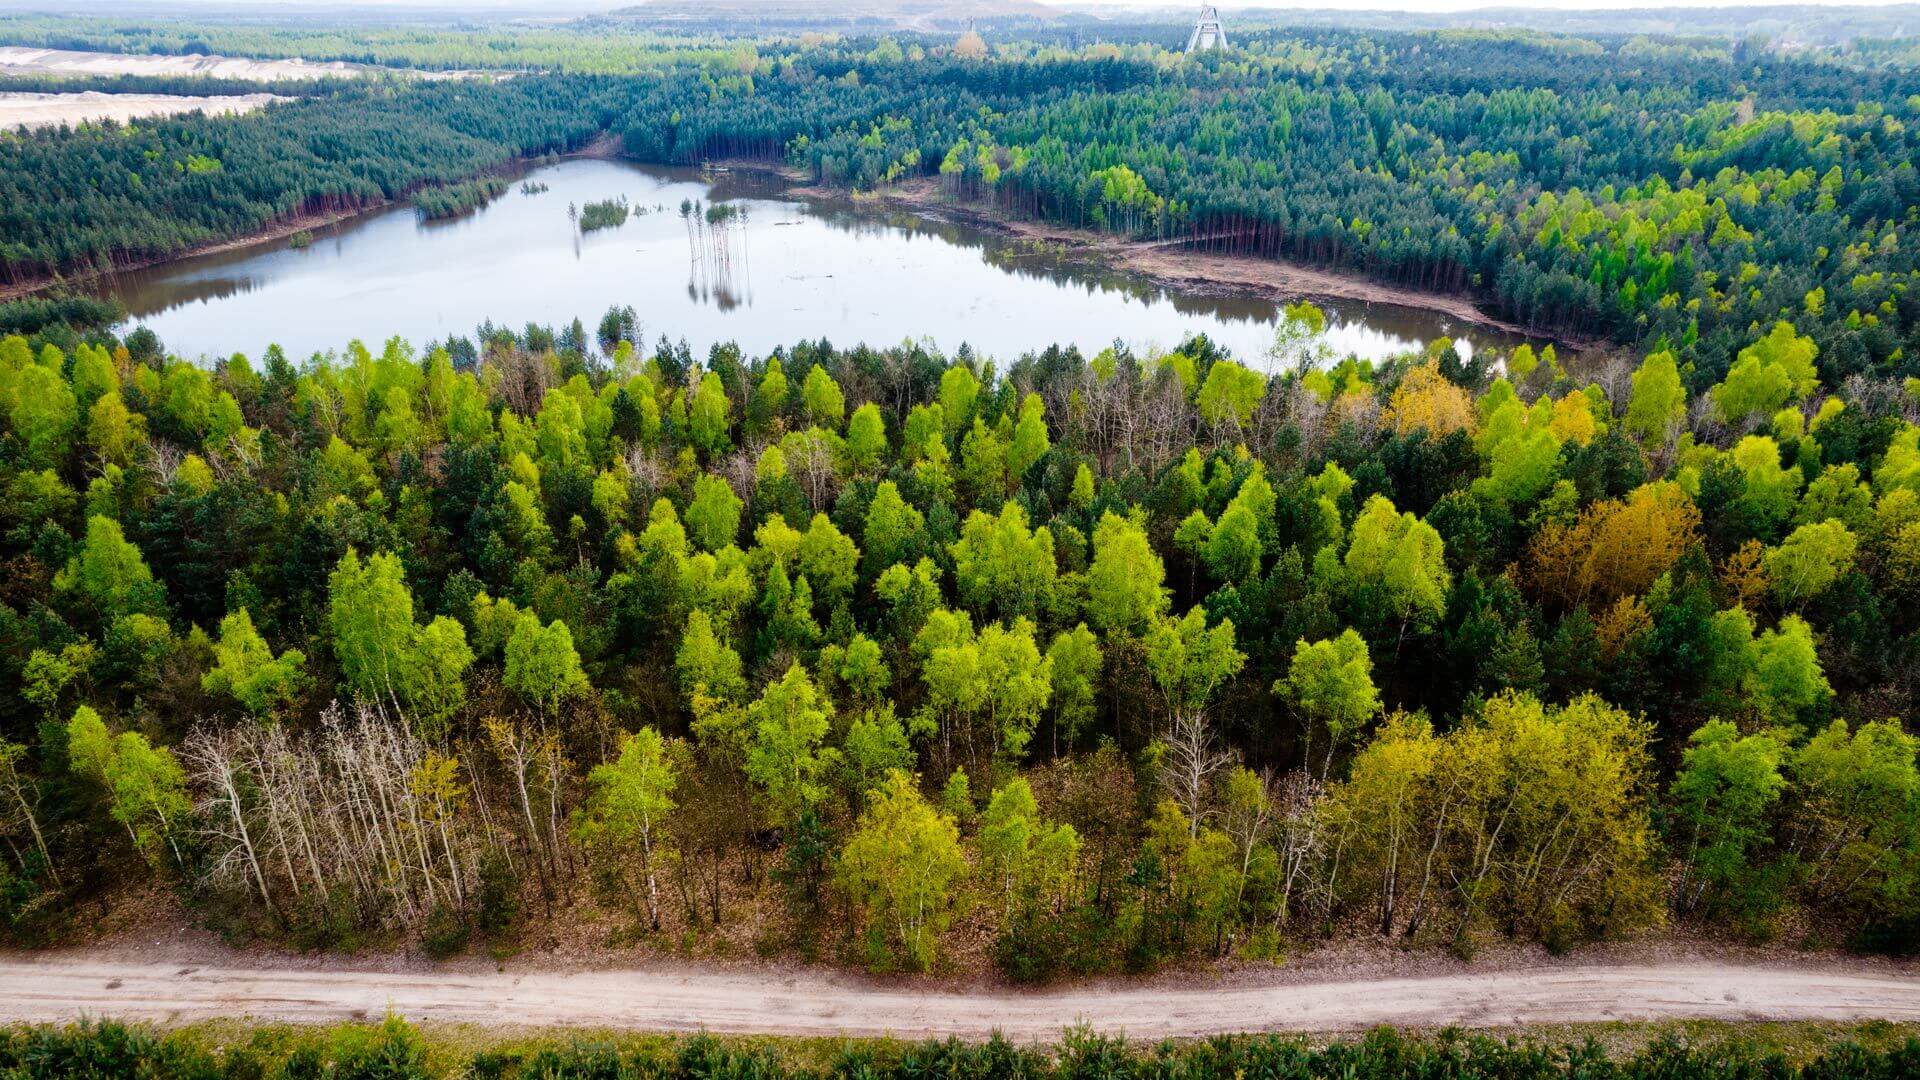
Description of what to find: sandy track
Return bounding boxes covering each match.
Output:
[0,956,1916,1039]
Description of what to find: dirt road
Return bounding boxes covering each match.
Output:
[0,956,1915,1039]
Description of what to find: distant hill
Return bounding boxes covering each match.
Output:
[1100,4,1920,46]
[603,0,1087,34]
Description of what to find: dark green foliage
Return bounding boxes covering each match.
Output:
[413,177,511,221]
[0,297,123,336]
[577,197,631,232]
[0,78,632,286]
[2,1021,1918,1079]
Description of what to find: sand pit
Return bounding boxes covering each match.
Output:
[0,45,376,81]
[0,90,281,130]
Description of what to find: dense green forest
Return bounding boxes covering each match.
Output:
[10,14,1920,979]
[2,1019,1917,1079]
[2,291,1920,971]
[605,28,1920,393]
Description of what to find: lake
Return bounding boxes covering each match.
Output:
[94,157,1531,368]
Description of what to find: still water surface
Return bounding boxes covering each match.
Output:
[96,158,1528,366]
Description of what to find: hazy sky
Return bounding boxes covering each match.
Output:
[107,0,1920,8]
[53,0,1920,14]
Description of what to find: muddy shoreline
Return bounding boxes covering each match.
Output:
[778,171,1583,351]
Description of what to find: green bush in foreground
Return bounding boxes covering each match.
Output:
[2,1019,1919,1079]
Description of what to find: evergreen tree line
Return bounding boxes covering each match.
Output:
[0,76,638,286]
[605,27,1920,389]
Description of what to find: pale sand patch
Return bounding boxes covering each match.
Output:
[0,45,499,82]
[0,90,282,130]
[0,45,373,81]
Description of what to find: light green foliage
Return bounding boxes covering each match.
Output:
[23,641,98,715]
[202,609,307,716]
[685,473,743,551]
[1669,720,1787,914]
[836,769,966,972]
[1713,321,1819,422]
[916,611,1053,762]
[840,706,914,804]
[688,370,732,456]
[1796,464,1873,531]
[573,726,678,929]
[951,501,1056,620]
[1326,693,1661,941]
[940,766,973,825]
[1475,420,1562,506]
[1085,510,1168,633]
[86,390,147,465]
[469,592,525,659]
[6,360,78,467]
[592,468,631,529]
[55,516,164,621]
[876,557,943,633]
[675,609,745,701]
[1196,359,1266,431]
[1765,519,1858,607]
[65,706,113,787]
[1006,392,1050,481]
[6,469,75,533]
[1789,719,1919,910]
[862,480,924,572]
[1144,609,1245,724]
[822,632,891,704]
[1278,629,1382,773]
[504,615,590,716]
[801,364,845,428]
[938,364,980,436]
[1624,349,1686,443]
[106,731,190,870]
[1343,495,1451,630]
[1730,435,1803,533]
[1174,509,1213,558]
[798,513,860,609]
[746,663,837,825]
[754,357,789,420]
[1709,609,1830,725]
[69,343,118,409]
[902,402,945,461]
[960,418,1010,501]
[1046,624,1103,748]
[1204,503,1262,582]
[68,708,187,870]
[1070,462,1096,510]
[1506,343,1538,382]
[326,549,472,732]
[845,401,887,469]
[979,776,1080,914]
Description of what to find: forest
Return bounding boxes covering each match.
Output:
[1,290,1919,973]
[9,24,1920,399]
[7,12,1920,984]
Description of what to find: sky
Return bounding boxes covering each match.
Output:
[37,0,1920,14]
[72,0,1920,8]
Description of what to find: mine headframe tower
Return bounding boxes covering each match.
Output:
[1187,5,1227,53]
